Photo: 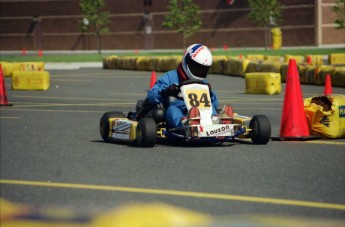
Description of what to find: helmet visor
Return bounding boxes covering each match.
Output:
[185,55,210,79]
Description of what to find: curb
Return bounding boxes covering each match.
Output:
[45,62,102,70]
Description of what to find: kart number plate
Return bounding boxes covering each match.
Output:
[181,84,213,125]
[181,84,212,111]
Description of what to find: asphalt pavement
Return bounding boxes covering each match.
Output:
[1,68,345,224]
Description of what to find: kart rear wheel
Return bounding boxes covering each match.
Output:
[249,115,271,144]
[136,117,157,147]
[100,111,126,142]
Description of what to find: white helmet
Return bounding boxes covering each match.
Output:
[182,44,213,81]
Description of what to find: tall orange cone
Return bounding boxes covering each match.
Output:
[149,71,157,89]
[324,74,332,95]
[278,59,311,140]
[0,64,12,106]
[306,55,312,65]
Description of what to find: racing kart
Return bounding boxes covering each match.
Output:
[99,80,271,147]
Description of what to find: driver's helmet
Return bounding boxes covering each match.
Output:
[182,44,213,81]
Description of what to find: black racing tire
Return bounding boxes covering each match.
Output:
[100,111,126,142]
[136,117,157,147]
[249,115,271,145]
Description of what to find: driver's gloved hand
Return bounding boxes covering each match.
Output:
[161,84,179,97]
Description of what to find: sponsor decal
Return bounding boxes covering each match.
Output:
[206,125,231,136]
[199,126,204,132]
[339,106,345,117]
[111,120,131,139]
[187,44,203,58]
[319,116,330,127]
[192,46,205,58]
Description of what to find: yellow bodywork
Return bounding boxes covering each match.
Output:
[107,118,137,141]
[232,113,252,138]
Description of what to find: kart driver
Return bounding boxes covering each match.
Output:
[146,43,221,128]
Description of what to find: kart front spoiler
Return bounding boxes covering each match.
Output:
[163,125,247,143]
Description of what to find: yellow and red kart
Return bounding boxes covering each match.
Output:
[99,81,271,147]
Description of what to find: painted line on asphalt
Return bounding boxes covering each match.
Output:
[51,79,93,82]
[7,102,135,108]
[0,117,20,119]
[13,95,142,101]
[1,179,345,211]
[303,140,345,146]
[233,107,281,110]
[0,108,108,113]
[51,73,145,77]
[220,98,283,102]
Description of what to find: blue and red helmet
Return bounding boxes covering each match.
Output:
[182,44,213,81]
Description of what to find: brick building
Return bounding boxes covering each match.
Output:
[0,0,344,51]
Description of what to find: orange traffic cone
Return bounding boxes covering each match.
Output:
[149,71,157,89]
[306,55,312,65]
[277,59,315,140]
[0,64,12,106]
[324,74,333,95]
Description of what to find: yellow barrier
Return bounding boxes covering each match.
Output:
[156,56,181,72]
[284,55,304,63]
[302,65,319,85]
[264,55,283,62]
[210,56,229,74]
[246,55,265,61]
[101,55,345,87]
[244,61,259,74]
[19,62,45,71]
[258,61,281,73]
[12,71,50,91]
[271,27,282,50]
[329,53,345,65]
[305,55,324,65]
[332,67,345,87]
[103,56,118,69]
[0,62,21,77]
[0,62,45,77]
[245,72,281,95]
[224,58,251,76]
[304,94,345,138]
[280,63,306,83]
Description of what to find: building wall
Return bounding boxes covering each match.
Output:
[0,0,343,51]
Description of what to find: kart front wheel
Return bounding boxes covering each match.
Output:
[136,117,157,147]
[249,115,271,144]
[100,111,126,142]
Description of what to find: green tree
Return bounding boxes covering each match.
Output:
[333,0,345,29]
[162,0,202,48]
[247,0,282,50]
[79,0,109,54]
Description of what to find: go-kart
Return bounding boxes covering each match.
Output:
[99,80,271,147]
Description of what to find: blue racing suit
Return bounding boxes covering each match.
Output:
[147,66,219,128]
